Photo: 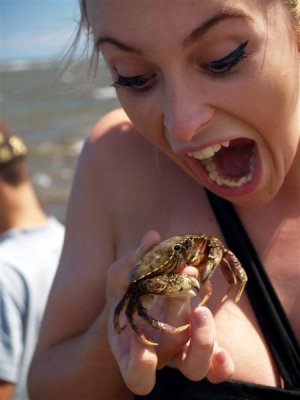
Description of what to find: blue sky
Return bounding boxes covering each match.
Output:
[1,1,82,62]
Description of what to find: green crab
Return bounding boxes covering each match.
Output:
[113,234,248,346]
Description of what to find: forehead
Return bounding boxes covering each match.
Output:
[86,0,294,56]
[86,0,265,37]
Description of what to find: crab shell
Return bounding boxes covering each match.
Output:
[128,235,205,284]
[114,233,247,346]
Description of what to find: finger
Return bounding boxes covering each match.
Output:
[109,308,158,396]
[155,298,191,368]
[174,306,216,381]
[133,230,161,259]
[206,346,235,383]
[124,230,161,280]
[181,265,199,278]
[123,335,158,395]
[156,265,200,366]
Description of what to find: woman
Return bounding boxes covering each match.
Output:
[28,1,300,399]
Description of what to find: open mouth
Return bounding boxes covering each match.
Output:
[187,138,256,188]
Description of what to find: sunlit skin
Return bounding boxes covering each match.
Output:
[28,1,300,399]
[90,0,300,206]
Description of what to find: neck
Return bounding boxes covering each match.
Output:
[0,180,48,235]
[277,147,300,209]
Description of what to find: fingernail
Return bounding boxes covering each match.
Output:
[215,348,227,364]
[194,306,210,326]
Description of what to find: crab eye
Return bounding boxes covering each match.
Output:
[173,244,182,251]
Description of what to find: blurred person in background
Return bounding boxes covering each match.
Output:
[0,119,65,400]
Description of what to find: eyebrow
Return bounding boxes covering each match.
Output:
[183,10,251,47]
[95,10,250,54]
[96,36,143,55]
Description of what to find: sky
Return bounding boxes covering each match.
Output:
[1,1,82,62]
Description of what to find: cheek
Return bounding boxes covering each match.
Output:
[117,92,164,145]
[226,65,297,143]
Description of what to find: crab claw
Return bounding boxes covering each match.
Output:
[164,275,200,299]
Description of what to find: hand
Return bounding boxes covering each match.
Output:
[106,231,235,395]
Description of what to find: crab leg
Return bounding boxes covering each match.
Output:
[123,296,152,343]
[124,274,198,346]
[136,302,190,346]
[113,291,131,333]
[220,262,237,302]
[198,239,223,283]
[221,249,248,303]
[197,240,223,304]
[198,280,213,306]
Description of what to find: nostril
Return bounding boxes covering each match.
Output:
[164,117,196,143]
[164,106,214,144]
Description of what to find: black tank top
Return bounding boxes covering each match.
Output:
[136,191,300,399]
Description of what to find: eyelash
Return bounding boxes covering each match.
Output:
[111,74,155,92]
[111,40,249,92]
[204,40,249,75]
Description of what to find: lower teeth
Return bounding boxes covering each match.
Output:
[201,155,255,188]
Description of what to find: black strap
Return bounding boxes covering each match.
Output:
[138,367,300,399]
[205,190,300,389]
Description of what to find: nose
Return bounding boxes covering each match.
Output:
[163,79,214,145]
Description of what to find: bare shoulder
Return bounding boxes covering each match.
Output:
[79,108,166,215]
[34,109,152,350]
[84,108,153,165]
[66,107,160,227]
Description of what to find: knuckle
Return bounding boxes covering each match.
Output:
[187,370,207,382]
[125,371,154,396]
[182,359,210,381]
[197,334,215,353]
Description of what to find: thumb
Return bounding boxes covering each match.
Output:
[132,230,161,263]
[107,230,161,296]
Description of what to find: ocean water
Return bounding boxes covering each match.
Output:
[1,58,120,222]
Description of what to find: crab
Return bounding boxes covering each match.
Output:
[113,234,248,346]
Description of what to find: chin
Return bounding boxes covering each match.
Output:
[221,183,280,208]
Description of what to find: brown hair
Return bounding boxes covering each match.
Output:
[0,162,29,186]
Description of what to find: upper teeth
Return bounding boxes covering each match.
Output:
[187,141,230,160]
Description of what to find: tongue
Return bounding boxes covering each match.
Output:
[213,139,255,178]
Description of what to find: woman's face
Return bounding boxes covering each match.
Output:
[87,0,300,206]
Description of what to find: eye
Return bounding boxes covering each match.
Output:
[183,239,190,247]
[203,41,249,75]
[111,73,155,92]
[173,244,182,251]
